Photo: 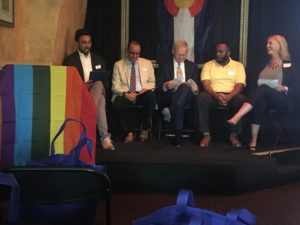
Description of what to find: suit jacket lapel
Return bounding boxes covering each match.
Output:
[75,52,84,81]
[123,60,130,84]
[91,53,96,70]
[169,61,175,80]
[184,60,191,81]
[137,59,144,84]
[91,53,100,71]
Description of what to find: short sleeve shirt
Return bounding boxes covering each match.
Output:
[201,58,246,93]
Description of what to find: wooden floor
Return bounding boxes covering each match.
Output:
[107,181,300,225]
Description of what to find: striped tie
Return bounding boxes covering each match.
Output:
[129,62,136,92]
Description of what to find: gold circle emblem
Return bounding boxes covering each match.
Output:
[174,0,195,8]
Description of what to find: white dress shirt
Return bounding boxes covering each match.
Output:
[78,50,93,83]
[173,59,186,82]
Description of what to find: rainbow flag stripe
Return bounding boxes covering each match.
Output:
[0,65,96,167]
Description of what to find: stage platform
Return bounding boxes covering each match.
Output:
[96,136,300,195]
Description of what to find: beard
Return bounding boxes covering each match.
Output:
[216,56,229,64]
[79,47,91,56]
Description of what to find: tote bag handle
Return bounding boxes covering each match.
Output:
[226,209,256,225]
[50,118,92,159]
[176,189,195,215]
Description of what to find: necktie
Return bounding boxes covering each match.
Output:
[176,63,183,82]
[129,62,136,92]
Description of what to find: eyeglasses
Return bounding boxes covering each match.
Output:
[130,52,140,55]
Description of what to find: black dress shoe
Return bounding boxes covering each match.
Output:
[174,135,182,147]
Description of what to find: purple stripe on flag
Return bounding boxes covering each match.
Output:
[0,65,15,167]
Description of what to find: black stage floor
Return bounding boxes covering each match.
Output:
[96,136,300,195]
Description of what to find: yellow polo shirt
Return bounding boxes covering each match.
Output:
[201,58,246,93]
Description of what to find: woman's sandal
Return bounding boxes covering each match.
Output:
[227,120,236,130]
[227,120,234,125]
[249,146,256,151]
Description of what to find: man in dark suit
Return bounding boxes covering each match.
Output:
[63,29,115,150]
[157,40,199,147]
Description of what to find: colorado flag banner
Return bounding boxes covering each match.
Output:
[0,65,96,167]
[157,0,212,64]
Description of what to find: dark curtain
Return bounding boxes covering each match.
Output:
[247,0,300,88]
[210,0,241,60]
[129,0,157,60]
[84,0,121,69]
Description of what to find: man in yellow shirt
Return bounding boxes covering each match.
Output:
[196,42,246,147]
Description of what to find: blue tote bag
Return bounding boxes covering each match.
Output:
[27,118,105,172]
[133,189,256,225]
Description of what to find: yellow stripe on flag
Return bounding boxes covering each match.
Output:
[50,66,67,154]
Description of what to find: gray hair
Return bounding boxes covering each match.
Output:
[172,40,188,53]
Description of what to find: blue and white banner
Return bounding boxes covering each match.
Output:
[157,0,212,64]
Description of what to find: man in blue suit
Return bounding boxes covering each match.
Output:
[157,40,199,147]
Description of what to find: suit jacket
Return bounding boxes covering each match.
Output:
[62,51,106,81]
[111,57,155,102]
[157,59,199,91]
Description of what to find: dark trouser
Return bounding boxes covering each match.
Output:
[195,92,245,134]
[248,84,293,124]
[113,90,156,133]
[157,84,195,131]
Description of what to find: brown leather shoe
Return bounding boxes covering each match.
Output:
[199,135,211,148]
[230,134,242,148]
[124,132,135,143]
[139,130,149,142]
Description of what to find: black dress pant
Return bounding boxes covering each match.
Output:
[113,90,156,133]
[157,84,195,131]
[195,92,245,134]
[247,84,293,124]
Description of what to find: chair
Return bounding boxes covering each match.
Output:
[265,109,293,148]
[209,105,231,140]
[0,167,111,225]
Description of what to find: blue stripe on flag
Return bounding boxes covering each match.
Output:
[14,65,33,166]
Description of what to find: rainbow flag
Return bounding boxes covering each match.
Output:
[0,65,96,167]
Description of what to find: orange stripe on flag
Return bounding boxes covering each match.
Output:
[64,66,83,154]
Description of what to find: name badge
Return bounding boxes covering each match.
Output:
[95,64,102,69]
[228,70,235,76]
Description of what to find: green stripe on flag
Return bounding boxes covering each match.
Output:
[31,66,51,159]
